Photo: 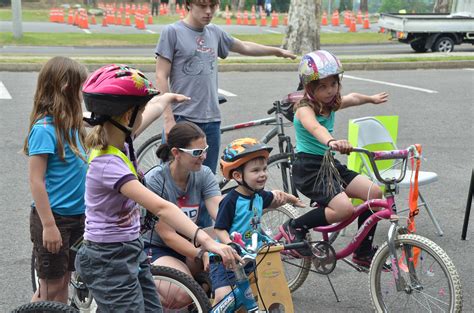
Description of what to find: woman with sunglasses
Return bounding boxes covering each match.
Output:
[142,121,220,304]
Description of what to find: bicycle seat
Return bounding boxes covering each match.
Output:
[280,90,304,122]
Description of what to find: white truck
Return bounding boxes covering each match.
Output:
[378,0,474,52]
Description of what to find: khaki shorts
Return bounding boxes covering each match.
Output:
[30,206,85,279]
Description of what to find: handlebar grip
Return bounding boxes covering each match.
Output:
[267,107,276,115]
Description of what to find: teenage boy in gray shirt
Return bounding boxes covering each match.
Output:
[155,0,296,174]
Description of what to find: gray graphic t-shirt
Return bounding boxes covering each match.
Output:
[156,21,235,123]
[142,162,221,247]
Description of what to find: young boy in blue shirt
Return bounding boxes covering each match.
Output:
[210,138,304,303]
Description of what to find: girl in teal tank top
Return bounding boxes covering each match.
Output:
[279,50,390,266]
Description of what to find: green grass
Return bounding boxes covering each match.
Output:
[0,31,392,47]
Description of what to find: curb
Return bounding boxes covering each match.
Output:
[1,60,473,72]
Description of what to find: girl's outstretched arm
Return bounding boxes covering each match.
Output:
[121,180,239,265]
[134,93,190,138]
[340,92,389,109]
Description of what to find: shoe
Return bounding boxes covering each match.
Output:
[352,246,378,268]
[279,219,312,257]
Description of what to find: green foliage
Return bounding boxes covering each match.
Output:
[379,0,433,14]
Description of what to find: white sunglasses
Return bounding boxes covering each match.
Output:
[178,145,209,158]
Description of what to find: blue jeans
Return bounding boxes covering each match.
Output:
[164,116,221,227]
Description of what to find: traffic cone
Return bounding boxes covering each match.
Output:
[148,14,153,24]
[116,13,122,25]
[260,11,267,26]
[90,14,97,25]
[81,10,89,29]
[124,13,131,26]
[102,12,108,27]
[58,9,65,23]
[250,11,257,26]
[321,11,328,26]
[332,10,340,26]
[271,11,279,28]
[243,10,249,25]
[73,10,79,26]
[159,4,164,15]
[236,10,241,25]
[225,5,231,25]
[363,11,370,29]
[67,9,74,25]
[356,10,362,24]
[179,10,184,20]
[344,10,350,27]
[349,16,356,32]
[283,13,288,26]
[49,8,56,22]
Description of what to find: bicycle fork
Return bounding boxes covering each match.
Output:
[387,220,421,293]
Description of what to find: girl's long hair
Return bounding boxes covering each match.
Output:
[156,121,205,162]
[23,57,88,161]
[294,75,342,115]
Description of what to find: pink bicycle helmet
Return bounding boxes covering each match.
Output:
[298,50,343,87]
[82,64,159,117]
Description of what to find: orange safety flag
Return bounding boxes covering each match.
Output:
[398,144,422,271]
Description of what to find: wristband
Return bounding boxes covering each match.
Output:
[326,139,336,147]
[193,227,203,248]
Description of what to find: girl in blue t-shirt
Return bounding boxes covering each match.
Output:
[75,64,239,312]
[23,56,88,303]
[280,50,389,267]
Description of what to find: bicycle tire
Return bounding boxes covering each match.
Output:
[11,301,79,313]
[136,133,163,174]
[369,234,462,312]
[266,154,298,197]
[151,266,212,313]
[261,204,311,293]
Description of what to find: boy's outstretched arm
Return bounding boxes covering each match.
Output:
[134,93,190,138]
[270,190,305,208]
[340,92,389,109]
[230,39,297,59]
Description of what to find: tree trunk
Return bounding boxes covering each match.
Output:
[283,0,321,55]
[433,0,451,13]
[231,0,239,13]
[168,0,176,14]
[238,0,246,11]
[359,0,368,13]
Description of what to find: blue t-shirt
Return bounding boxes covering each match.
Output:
[27,116,87,215]
[214,189,273,248]
[294,111,335,156]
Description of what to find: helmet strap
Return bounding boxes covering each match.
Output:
[235,171,264,194]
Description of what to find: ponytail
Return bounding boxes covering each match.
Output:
[156,143,172,162]
[85,125,108,150]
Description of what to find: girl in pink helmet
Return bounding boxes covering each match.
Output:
[75,64,239,311]
[280,50,388,267]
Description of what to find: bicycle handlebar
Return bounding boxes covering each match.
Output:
[350,145,420,185]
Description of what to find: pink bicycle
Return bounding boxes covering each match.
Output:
[260,145,463,312]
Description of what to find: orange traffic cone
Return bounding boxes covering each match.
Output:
[283,13,288,26]
[243,10,249,25]
[332,10,340,26]
[363,12,370,29]
[102,12,108,27]
[148,14,153,24]
[225,5,231,25]
[349,16,356,32]
[179,10,184,20]
[81,10,89,29]
[236,10,242,25]
[124,13,131,26]
[260,11,267,26]
[356,10,362,24]
[321,11,328,26]
[58,9,65,23]
[73,11,79,26]
[67,9,74,25]
[271,11,279,28]
[344,10,350,27]
[90,14,97,25]
[250,12,257,26]
[116,13,122,25]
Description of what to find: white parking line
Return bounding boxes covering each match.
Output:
[463,68,474,71]
[82,29,91,34]
[0,81,12,99]
[344,75,438,94]
[218,88,237,97]
[146,29,156,34]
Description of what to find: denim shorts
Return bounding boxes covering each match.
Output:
[30,206,85,279]
[292,153,359,207]
[209,261,255,291]
[144,242,186,264]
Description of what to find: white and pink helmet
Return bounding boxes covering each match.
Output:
[298,50,344,87]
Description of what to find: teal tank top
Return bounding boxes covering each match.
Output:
[294,111,335,156]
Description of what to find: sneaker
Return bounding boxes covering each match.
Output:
[279,219,312,257]
[352,246,378,268]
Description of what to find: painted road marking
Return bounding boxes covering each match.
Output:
[146,29,156,34]
[0,81,12,99]
[345,75,438,94]
[218,88,237,97]
[82,29,91,34]
[264,29,281,34]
